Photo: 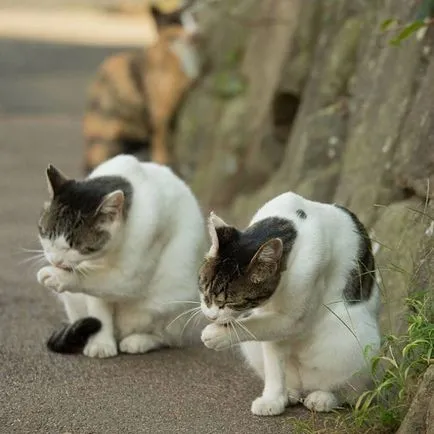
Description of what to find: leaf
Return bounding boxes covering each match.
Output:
[390,20,427,46]
[381,18,398,31]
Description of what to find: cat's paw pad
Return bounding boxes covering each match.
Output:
[201,323,232,351]
[287,388,301,405]
[83,335,118,358]
[119,334,160,354]
[304,391,338,412]
[251,395,287,416]
[37,266,65,292]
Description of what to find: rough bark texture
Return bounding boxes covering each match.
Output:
[174,0,433,429]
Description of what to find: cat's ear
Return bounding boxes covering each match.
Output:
[46,164,68,197]
[206,211,229,258]
[248,238,283,284]
[96,190,125,220]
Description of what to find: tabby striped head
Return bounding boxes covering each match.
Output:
[198,213,295,325]
[38,165,132,271]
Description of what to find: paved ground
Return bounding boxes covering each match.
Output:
[0,39,312,433]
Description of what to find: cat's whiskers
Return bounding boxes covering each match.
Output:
[229,320,241,345]
[233,317,257,341]
[180,308,202,338]
[20,247,45,253]
[19,253,46,266]
[167,306,201,329]
[74,265,91,278]
[160,300,200,306]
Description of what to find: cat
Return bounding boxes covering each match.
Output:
[83,4,201,174]
[36,154,206,358]
[198,192,381,415]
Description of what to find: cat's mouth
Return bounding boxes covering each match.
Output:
[50,262,73,272]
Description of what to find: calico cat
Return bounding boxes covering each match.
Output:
[37,155,205,358]
[83,4,200,174]
[198,192,380,415]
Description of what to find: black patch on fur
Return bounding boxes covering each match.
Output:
[215,217,297,271]
[54,176,132,217]
[335,205,376,303]
[47,317,101,354]
[296,209,307,219]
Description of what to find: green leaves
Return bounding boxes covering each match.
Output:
[380,0,434,47]
[380,18,398,31]
[389,20,427,46]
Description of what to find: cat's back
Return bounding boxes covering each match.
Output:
[251,192,353,234]
[89,155,180,190]
[90,155,201,217]
[250,192,363,270]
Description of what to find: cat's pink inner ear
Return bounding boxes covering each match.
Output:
[97,190,125,218]
[206,211,228,257]
[206,212,219,257]
[248,238,283,284]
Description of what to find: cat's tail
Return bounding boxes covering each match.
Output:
[46,317,101,354]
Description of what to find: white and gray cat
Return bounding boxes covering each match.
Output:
[37,155,206,358]
[199,192,380,415]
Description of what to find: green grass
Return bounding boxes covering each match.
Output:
[288,292,433,434]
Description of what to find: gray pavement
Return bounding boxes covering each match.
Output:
[0,39,310,433]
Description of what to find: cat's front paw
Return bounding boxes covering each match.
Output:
[251,395,287,416]
[37,266,71,293]
[303,390,339,412]
[201,323,232,351]
[83,334,118,358]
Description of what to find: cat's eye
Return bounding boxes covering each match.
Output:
[83,246,98,254]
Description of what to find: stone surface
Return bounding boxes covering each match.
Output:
[396,366,434,434]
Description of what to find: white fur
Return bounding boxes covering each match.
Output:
[201,192,381,415]
[37,155,206,358]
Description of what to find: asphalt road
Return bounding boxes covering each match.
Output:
[0,39,311,433]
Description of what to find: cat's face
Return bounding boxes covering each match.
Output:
[38,165,129,271]
[198,213,284,325]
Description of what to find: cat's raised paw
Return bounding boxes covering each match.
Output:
[201,323,232,351]
[119,333,161,354]
[37,266,66,292]
[251,395,287,416]
[83,334,118,358]
[303,391,339,412]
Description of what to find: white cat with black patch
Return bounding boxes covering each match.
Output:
[37,155,205,358]
[198,192,380,415]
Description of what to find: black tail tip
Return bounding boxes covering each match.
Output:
[47,317,102,354]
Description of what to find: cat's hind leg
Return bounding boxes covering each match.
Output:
[119,333,163,354]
